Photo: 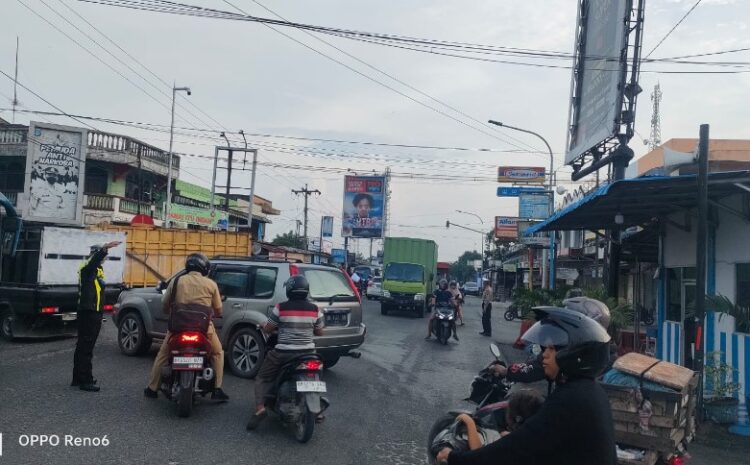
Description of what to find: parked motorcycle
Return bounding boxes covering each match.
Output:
[426,344,512,465]
[159,330,217,418]
[266,352,330,443]
[432,303,457,345]
[503,305,521,321]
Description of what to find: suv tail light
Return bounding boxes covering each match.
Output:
[102,304,114,312]
[296,360,323,371]
[41,306,59,314]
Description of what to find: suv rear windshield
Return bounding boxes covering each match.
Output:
[384,263,424,283]
[300,268,357,301]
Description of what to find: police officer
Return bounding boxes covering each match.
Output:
[71,241,121,392]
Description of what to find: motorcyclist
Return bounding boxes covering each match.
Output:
[246,275,324,430]
[491,296,615,382]
[438,307,616,465]
[449,280,465,326]
[144,253,229,401]
[426,279,458,341]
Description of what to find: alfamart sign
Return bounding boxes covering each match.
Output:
[497,166,546,184]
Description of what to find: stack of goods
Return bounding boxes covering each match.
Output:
[602,353,698,465]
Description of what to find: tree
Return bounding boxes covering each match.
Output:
[449,250,482,283]
[271,231,306,249]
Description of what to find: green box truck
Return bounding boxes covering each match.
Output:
[380,237,438,318]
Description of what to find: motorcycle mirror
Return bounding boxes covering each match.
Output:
[490,343,501,359]
[221,295,228,302]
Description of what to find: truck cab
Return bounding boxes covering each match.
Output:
[380,261,428,317]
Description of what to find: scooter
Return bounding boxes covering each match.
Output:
[432,303,457,345]
[426,344,512,465]
[266,352,331,443]
[159,330,217,418]
[503,305,521,321]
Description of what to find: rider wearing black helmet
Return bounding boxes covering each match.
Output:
[246,275,325,430]
[438,307,616,465]
[426,279,457,341]
[144,253,229,401]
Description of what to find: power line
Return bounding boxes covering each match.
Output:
[645,0,703,59]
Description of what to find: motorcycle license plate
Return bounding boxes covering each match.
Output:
[172,356,203,369]
[296,381,327,393]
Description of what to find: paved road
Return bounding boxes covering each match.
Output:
[1,298,748,465]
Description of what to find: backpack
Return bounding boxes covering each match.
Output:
[167,274,213,333]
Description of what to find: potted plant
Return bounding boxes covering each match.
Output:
[704,351,742,424]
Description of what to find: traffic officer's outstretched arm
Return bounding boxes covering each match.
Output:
[82,241,121,273]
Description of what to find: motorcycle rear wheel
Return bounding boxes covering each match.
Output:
[294,406,316,443]
[176,372,195,418]
[426,413,458,465]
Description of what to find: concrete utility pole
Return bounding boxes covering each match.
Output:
[695,124,709,420]
[292,184,321,250]
[165,83,191,228]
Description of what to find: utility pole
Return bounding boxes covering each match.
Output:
[292,184,320,250]
[695,124,709,420]
[12,37,19,124]
[165,83,191,228]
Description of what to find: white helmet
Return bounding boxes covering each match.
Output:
[562,297,611,330]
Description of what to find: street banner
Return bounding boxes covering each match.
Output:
[518,220,549,246]
[497,166,546,184]
[321,216,334,238]
[23,122,87,225]
[496,186,545,197]
[331,249,347,264]
[519,192,552,220]
[494,216,518,240]
[342,176,385,238]
[168,204,228,228]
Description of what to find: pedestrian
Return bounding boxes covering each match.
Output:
[71,241,121,392]
[479,280,493,337]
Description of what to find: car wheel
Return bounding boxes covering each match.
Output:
[0,308,15,341]
[228,326,265,379]
[322,355,340,369]
[117,312,152,356]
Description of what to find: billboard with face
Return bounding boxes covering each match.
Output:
[342,176,385,238]
[23,122,87,225]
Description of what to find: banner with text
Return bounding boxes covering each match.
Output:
[342,176,385,238]
[497,166,546,184]
[168,204,228,228]
[494,216,518,240]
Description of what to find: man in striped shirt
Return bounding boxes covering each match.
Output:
[246,275,324,430]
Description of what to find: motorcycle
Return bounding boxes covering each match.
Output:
[426,343,512,465]
[503,304,521,321]
[159,330,217,418]
[266,352,330,443]
[432,303,457,345]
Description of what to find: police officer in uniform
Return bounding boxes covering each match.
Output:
[71,241,121,392]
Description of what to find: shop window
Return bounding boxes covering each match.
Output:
[84,167,108,195]
[0,161,25,191]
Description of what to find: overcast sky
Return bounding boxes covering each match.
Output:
[2,0,749,261]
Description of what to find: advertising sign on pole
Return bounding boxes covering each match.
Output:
[23,122,87,225]
[341,176,385,238]
[168,204,228,228]
[518,220,550,247]
[331,249,347,264]
[497,166,546,184]
[321,216,334,238]
[565,0,630,165]
[497,186,545,197]
[494,216,518,240]
[519,192,552,220]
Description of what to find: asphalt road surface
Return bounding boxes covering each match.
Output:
[0,297,507,465]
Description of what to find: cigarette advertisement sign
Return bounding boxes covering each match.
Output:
[342,176,385,238]
[519,192,552,220]
[168,204,228,228]
[497,166,546,184]
[23,122,87,225]
[494,216,518,240]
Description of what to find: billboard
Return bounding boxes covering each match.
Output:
[321,216,334,238]
[497,166,546,184]
[519,192,552,220]
[496,186,545,197]
[518,220,550,246]
[168,204,228,228]
[23,122,87,225]
[565,0,630,164]
[342,176,385,238]
[331,249,347,264]
[494,216,518,240]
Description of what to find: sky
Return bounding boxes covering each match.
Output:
[1,0,749,261]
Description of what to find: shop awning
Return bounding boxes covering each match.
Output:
[526,170,750,234]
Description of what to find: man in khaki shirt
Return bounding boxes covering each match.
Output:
[480,280,494,337]
[144,253,229,401]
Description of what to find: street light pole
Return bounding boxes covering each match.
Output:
[488,120,556,290]
[456,210,485,281]
[165,84,191,228]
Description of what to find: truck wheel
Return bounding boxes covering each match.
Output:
[228,326,265,379]
[0,308,14,340]
[117,312,152,356]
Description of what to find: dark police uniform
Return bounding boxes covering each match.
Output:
[71,247,108,388]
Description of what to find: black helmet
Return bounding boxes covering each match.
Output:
[286,275,310,300]
[522,307,611,379]
[185,253,211,276]
[439,279,448,290]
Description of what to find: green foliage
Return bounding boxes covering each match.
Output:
[705,351,742,399]
[271,230,306,249]
[510,286,572,320]
[449,250,482,283]
[706,295,750,333]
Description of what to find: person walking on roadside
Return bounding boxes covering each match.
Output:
[479,280,493,337]
[71,241,121,392]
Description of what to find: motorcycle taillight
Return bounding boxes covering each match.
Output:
[180,332,203,344]
[296,360,323,371]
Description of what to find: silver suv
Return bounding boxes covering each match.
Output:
[112,257,366,378]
